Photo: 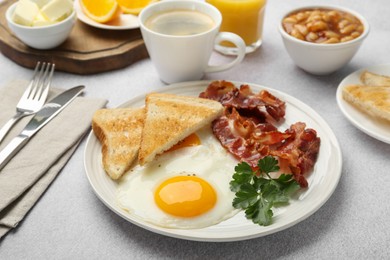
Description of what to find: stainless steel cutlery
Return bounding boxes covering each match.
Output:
[0,62,54,144]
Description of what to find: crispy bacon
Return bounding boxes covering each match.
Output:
[201,81,320,188]
[259,90,286,121]
[213,118,262,165]
[212,109,277,165]
[200,81,286,122]
[230,108,277,138]
[199,80,235,101]
[270,123,320,187]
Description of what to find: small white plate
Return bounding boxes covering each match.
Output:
[84,81,342,242]
[74,0,139,30]
[336,64,390,143]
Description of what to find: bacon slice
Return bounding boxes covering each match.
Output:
[199,80,235,101]
[201,81,320,188]
[281,122,320,173]
[212,109,276,165]
[270,123,320,188]
[200,81,286,121]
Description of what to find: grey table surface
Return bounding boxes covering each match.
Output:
[1,0,390,259]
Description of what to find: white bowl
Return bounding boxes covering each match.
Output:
[279,5,369,75]
[6,2,76,50]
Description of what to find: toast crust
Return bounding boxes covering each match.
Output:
[92,108,144,180]
[360,71,390,87]
[138,93,223,165]
[342,84,390,122]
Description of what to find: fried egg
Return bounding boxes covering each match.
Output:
[116,126,240,229]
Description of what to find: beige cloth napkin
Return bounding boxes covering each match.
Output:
[0,80,107,238]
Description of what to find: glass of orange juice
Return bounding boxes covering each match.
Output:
[206,0,267,55]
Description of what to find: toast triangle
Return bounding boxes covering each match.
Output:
[360,71,390,87]
[92,107,144,180]
[138,93,223,165]
[342,84,390,122]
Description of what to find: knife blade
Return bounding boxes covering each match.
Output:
[0,85,85,170]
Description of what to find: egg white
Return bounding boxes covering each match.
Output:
[116,126,240,229]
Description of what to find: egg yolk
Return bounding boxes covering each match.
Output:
[167,133,201,152]
[154,175,216,218]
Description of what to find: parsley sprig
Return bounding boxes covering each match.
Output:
[230,156,300,226]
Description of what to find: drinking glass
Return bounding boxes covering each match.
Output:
[206,0,267,55]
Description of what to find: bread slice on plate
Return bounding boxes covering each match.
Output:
[360,71,390,87]
[342,84,390,122]
[138,93,223,165]
[92,108,144,180]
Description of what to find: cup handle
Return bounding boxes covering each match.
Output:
[204,32,246,73]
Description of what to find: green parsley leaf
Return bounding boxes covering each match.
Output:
[232,183,258,209]
[273,174,301,197]
[244,196,274,226]
[258,156,280,175]
[230,162,255,192]
[230,156,300,226]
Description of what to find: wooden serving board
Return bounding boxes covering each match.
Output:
[0,0,148,74]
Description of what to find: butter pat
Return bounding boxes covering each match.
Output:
[41,0,73,22]
[12,0,40,26]
[32,12,55,27]
[32,0,50,8]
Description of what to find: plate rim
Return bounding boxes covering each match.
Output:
[74,0,140,30]
[84,80,342,242]
[336,63,390,144]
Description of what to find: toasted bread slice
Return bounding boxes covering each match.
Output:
[360,71,390,87]
[92,108,144,180]
[138,93,223,165]
[342,84,390,121]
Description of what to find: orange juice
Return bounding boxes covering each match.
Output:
[207,0,266,50]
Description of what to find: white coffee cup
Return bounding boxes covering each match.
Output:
[139,0,246,84]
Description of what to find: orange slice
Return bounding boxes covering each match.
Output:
[116,0,159,15]
[80,0,122,23]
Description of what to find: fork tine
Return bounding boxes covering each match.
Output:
[19,62,41,101]
[0,61,55,144]
[39,63,54,103]
[29,62,46,99]
[34,62,51,100]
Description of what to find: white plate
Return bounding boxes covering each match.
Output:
[336,64,390,143]
[84,81,342,242]
[74,0,139,30]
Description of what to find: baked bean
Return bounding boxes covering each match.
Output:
[340,24,357,34]
[325,30,340,39]
[306,32,319,42]
[308,14,322,22]
[282,8,364,44]
[291,29,304,40]
[338,19,350,29]
[341,36,354,42]
[283,17,297,24]
[351,31,361,38]
[322,13,331,22]
[309,21,328,32]
[324,37,340,44]
[294,24,309,36]
[296,12,308,21]
[327,11,339,18]
[311,10,321,16]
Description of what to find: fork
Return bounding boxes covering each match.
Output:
[0,62,55,144]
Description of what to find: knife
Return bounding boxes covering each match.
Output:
[0,85,85,171]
